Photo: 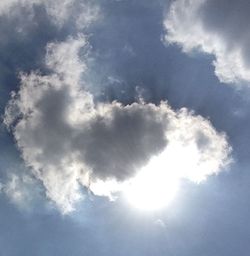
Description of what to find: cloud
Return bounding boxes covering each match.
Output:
[164,0,250,84]
[3,174,35,209]
[4,36,232,213]
[0,0,99,28]
[0,170,47,212]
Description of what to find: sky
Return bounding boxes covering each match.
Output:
[1,0,250,255]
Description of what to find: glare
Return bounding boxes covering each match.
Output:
[89,138,222,211]
[123,140,211,211]
[124,154,180,211]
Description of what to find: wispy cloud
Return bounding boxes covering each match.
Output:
[0,0,99,28]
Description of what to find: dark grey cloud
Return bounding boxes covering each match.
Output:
[79,103,168,181]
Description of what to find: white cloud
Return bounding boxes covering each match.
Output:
[4,36,232,213]
[164,0,250,84]
[0,0,99,28]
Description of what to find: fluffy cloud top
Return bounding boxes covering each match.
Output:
[4,36,231,213]
[164,0,250,84]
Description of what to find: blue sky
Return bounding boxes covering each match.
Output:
[1,0,250,255]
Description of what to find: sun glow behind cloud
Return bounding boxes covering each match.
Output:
[124,136,229,211]
[124,157,180,211]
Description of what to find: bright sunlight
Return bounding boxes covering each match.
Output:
[124,140,214,211]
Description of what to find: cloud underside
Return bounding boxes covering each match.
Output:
[164,0,250,84]
[4,35,232,213]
